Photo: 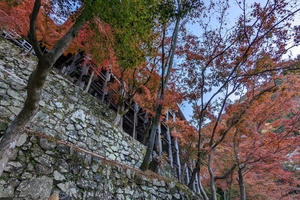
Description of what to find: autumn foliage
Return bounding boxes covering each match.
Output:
[172,0,300,199]
[0,0,71,50]
[1,0,300,199]
[0,0,117,69]
[208,74,300,199]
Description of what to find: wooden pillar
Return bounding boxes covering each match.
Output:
[133,103,139,139]
[75,59,89,88]
[190,160,200,193]
[195,171,201,193]
[101,69,111,102]
[174,138,181,180]
[68,54,79,76]
[185,163,190,185]
[61,65,67,75]
[155,123,162,156]
[84,70,94,93]
[61,56,75,75]
[66,60,75,76]
[166,111,173,166]
[172,111,181,180]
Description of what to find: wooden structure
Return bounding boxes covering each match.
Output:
[2,30,35,54]
[54,53,184,180]
[1,32,200,192]
[2,30,49,54]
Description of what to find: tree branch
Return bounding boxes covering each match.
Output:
[49,8,87,62]
[214,164,237,181]
[29,0,43,58]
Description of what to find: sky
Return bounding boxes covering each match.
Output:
[179,0,300,121]
[49,1,81,25]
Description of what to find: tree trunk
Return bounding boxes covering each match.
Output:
[208,154,217,200]
[188,165,199,189]
[113,93,131,127]
[238,167,246,200]
[142,114,152,145]
[140,104,162,171]
[140,3,183,171]
[113,105,125,126]
[0,57,52,175]
[199,177,209,200]
[0,1,87,176]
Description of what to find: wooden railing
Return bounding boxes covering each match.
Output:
[2,30,35,54]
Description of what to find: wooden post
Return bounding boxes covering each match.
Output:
[195,170,201,193]
[133,103,139,139]
[190,160,201,193]
[67,55,77,76]
[141,113,149,145]
[75,59,89,88]
[102,69,111,102]
[174,138,181,180]
[171,111,181,180]
[64,64,70,75]
[84,70,94,93]
[156,123,162,156]
[166,111,174,166]
[185,163,190,185]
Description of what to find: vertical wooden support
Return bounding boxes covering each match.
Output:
[190,160,200,193]
[156,123,162,156]
[192,161,196,192]
[174,138,181,180]
[133,103,139,139]
[172,112,181,180]
[166,111,173,166]
[84,70,94,93]
[101,69,111,102]
[68,54,79,76]
[185,163,190,185]
[195,171,201,193]
[142,113,150,145]
[75,59,89,88]
[61,65,67,74]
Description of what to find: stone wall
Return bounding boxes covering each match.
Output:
[0,39,199,199]
[0,134,194,199]
[0,38,145,168]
